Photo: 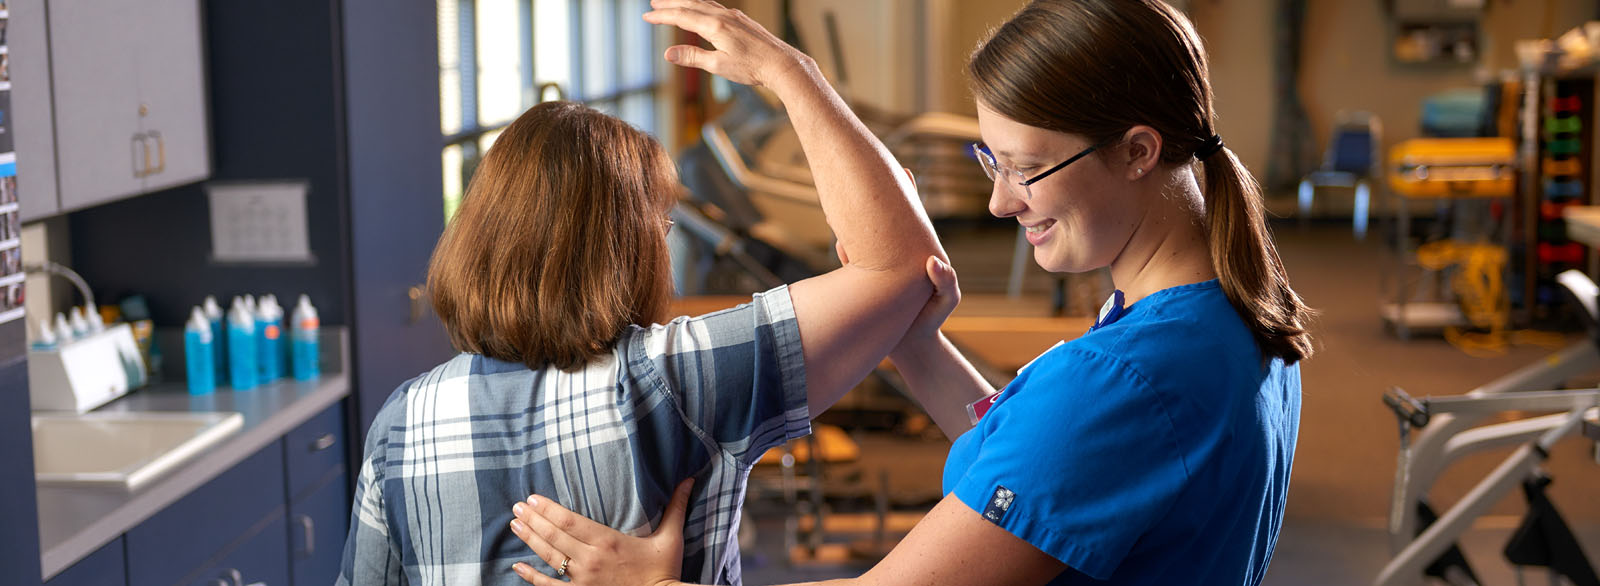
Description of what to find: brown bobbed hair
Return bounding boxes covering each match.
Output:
[969,0,1315,364]
[428,101,676,371]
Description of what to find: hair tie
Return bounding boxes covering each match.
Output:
[1195,134,1225,160]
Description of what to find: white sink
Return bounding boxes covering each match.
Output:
[32,412,245,491]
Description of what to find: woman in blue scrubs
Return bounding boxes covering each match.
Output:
[507,0,1315,584]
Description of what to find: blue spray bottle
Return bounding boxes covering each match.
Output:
[257,294,284,381]
[203,296,226,386]
[227,301,258,390]
[184,307,216,395]
[291,295,320,381]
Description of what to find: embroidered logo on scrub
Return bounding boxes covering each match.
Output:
[983,485,1016,524]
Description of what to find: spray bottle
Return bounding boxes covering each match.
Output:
[203,296,226,386]
[184,307,215,395]
[228,300,258,390]
[291,295,320,381]
[257,294,284,381]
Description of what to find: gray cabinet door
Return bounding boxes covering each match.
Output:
[136,0,210,193]
[10,0,61,222]
[46,0,143,212]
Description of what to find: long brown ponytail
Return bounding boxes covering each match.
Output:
[969,0,1314,363]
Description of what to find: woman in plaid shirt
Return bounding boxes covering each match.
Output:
[333,7,958,583]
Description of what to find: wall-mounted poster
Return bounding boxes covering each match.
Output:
[0,1,20,327]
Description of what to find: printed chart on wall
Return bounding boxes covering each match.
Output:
[0,0,21,326]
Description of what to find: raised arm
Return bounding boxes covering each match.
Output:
[645,0,947,417]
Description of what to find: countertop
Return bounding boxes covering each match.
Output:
[35,329,350,580]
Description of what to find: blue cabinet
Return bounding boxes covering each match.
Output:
[285,402,346,501]
[50,400,352,586]
[44,537,124,586]
[286,402,350,586]
[290,469,349,586]
[127,441,286,586]
[184,514,290,586]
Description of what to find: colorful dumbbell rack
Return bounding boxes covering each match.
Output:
[1538,92,1587,307]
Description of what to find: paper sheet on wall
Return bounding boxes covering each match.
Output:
[207,181,314,263]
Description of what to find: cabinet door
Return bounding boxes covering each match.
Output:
[134,0,210,192]
[289,470,349,586]
[46,0,144,211]
[285,402,346,501]
[187,514,291,586]
[11,0,61,221]
[127,441,286,586]
[44,537,125,586]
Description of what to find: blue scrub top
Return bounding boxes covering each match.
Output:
[942,280,1301,585]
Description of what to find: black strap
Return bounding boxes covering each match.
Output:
[1195,134,1225,160]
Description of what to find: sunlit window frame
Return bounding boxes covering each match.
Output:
[440,0,668,220]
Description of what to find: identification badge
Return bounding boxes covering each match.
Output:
[1092,290,1126,331]
[966,392,1003,425]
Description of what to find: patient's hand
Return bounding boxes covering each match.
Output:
[509,479,695,586]
[644,0,811,91]
[890,255,960,361]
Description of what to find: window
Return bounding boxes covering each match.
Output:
[438,0,665,220]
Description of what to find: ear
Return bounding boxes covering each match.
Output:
[1118,125,1164,181]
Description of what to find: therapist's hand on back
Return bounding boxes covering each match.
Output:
[509,480,695,586]
[643,0,814,92]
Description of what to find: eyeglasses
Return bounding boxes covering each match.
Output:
[972,140,1105,200]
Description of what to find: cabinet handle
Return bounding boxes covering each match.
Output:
[408,285,426,324]
[298,514,317,557]
[310,433,336,452]
[146,130,165,175]
[130,133,147,178]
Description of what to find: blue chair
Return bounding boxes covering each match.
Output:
[1298,111,1382,239]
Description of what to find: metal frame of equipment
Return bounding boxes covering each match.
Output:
[1375,270,1600,586]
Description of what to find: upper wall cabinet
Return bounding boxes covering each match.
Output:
[17,0,209,221]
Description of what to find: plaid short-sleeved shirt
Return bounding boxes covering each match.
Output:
[337,286,809,586]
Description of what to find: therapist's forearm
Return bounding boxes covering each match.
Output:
[890,332,994,439]
[764,59,946,273]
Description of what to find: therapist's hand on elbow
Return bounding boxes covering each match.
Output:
[644,0,815,91]
[889,255,960,361]
[508,479,695,586]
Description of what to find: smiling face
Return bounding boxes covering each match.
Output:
[976,102,1144,274]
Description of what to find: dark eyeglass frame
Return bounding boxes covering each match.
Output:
[972,140,1108,199]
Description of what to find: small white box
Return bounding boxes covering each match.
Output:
[29,323,148,413]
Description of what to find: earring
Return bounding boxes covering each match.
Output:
[1135,168,1143,176]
